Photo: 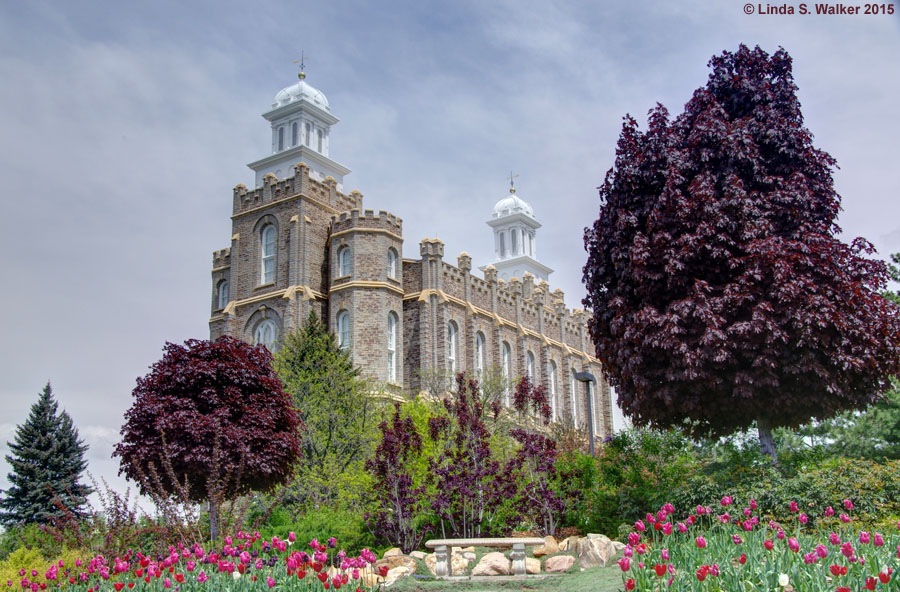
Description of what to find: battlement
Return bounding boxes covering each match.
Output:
[232,162,363,216]
[420,238,444,258]
[331,208,403,235]
[212,248,231,269]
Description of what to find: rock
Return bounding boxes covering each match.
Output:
[377,555,417,571]
[533,535,559,557]
[410,551,427,560]
[525,557,541,574]
[462,551,476,562]
[545,555,575,573]
[382,547,403,558]
[424,552,470,576]
[383,565,414,587]
[577,534,618,569]
[558,535,581,551]
[458,546,475,553]
[471,551,510,576]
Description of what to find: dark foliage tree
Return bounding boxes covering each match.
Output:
[0,383,91,526]
[273,312,380,508]
[114,337,302,540]
[365,403,431,554]
[583,45,900,460]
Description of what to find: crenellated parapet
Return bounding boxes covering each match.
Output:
[419,238,445,258]
[331,208,403,236]
[232,161,363,217]
[212,248,231,269]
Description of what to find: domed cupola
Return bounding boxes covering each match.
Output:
[247,64,351,189]
[273,75,330,110]
[481,178,553,283]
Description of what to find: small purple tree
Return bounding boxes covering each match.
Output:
[429,375,519,538]
[365,404,431,553]
[508,377,565,535]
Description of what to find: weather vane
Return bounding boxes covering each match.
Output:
[508,171,520,193]
[293,51,309,79]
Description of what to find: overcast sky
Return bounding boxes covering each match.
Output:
[1,0,898,502]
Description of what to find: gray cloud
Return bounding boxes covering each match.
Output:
[1,0,897,495]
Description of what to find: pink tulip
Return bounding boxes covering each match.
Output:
[789,501,799,513]
[843,499,854,510]
[617,557,631,572]
[824,506,835,517]
[799,513,808,524]
[840,513,851,523]
[635,520,646,532]
[874,533,884,547]
[788,537,800,552]
[696,536,707,549]
[859,531,871,544]
[267,576,276,588]
[830,532,841,545]
[721,495,733,506]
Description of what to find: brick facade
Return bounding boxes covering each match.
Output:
[210,164,614,437]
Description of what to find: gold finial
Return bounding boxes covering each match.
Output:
[508,171,520,193]
[293,51,309,80]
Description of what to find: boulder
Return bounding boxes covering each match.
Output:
[533,535,559,558]
[577,534,618,569]
[558,535,581,551]
[525,557,541,574]
[471,552,510,576]
[424,552,470,576]
[377,555,417,571]
[544,555,575,573]
[410,551,427,560]
[383,565,414,587]
[382,547,403,558]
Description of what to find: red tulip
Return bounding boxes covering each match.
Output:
[625,579,636,591]
[654,564,667,577]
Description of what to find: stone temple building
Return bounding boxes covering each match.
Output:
[209,70,613,437]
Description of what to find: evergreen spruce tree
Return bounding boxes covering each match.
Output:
[0,383,92,526]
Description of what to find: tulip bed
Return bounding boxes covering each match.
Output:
[6,532,387,592]
[617,497,900,591]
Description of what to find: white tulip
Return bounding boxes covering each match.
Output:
[233,571,241,580]
[778,573,789,587]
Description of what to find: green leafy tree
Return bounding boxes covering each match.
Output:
[885,253,900,306]
[273,312,381,509]
[0,383,91,526]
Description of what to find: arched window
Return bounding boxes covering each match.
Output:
[217,280,229,309]
[502,342,511,405]
[304,122,311,145]
[475,332,485,377]
[511,228,518,254]
[526,351,535,380]
[550,361,558,421]
[278,126,285,151]
[338,246,351,277]
[261,225,276,284]
[499,232,506,258]
[291,122,298,146]
[570,369,579,427]
[387,313,398,383]
[447,322,458,374]
[317,129,323,152]
[254,319,278,348]
[387,248,398,279]
[337,311,350,350]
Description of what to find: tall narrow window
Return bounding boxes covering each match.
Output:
[278,126,284,151]
[475,332,485,377]
[387,313,398,383]
[338,246,351,277]
[570,370,579,427]
[502,343,511,405]
[291,122,298,146]
[217,280,229,309]
[499,232,506,258]
[387,248,398,279]
[261,225,276,284]
[305,122,311,145]
[526,351,535,380]
[317,129,323,152]
[337,312,350,350]
[550,361,558,421]
[447,322,458,374]
[255,319,278,348]
[511,228,518,254]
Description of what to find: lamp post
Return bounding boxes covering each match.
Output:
[574,371,596,456]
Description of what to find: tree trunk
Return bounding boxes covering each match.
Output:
[209,499,220,542]
[757,418,779,465]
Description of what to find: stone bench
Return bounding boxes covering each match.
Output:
[425,537,546,577]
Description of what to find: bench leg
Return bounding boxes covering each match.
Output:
[434,545,450,577]
[510,543,526,576]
